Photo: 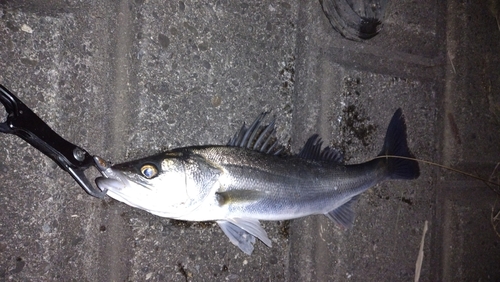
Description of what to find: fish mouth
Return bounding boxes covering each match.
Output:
[94,167,148,210]
[95,175,147,211]
[94,156,127,193]
[93,156,193,218]
[94,156,156,210]
[95,177,125,191]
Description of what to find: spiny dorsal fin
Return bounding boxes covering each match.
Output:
[227,113,283,155]
[298,134,343,163]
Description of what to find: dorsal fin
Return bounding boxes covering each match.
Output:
[298,134,343,163]
[228,113,283,155]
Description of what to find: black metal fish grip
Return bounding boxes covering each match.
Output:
[0,84,107,198]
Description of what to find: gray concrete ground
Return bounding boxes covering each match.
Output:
[1,0,499,281]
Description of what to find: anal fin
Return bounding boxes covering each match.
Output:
[324,196,359,229]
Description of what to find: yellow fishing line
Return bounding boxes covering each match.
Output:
[372,155,500,188]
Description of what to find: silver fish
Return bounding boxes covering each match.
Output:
[95,108,419,254]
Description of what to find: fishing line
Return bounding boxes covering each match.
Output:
[373,155,500,239]
[372,155,500,190]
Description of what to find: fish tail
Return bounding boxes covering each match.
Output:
[378,108,420,180]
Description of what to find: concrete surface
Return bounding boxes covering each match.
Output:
[0,0,499,281]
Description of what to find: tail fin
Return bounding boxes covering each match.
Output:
[379,108,420,180]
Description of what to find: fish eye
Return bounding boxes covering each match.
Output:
[140,164,158,179]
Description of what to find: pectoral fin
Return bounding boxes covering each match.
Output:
[324,196,359,229]
[216,190,267,205]
[217,218,272,255]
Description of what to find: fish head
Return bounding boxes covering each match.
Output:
[94,152,208,217]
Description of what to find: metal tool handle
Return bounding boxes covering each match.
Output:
[0,84,106,198]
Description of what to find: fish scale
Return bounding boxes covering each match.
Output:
[95,108,420,255]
